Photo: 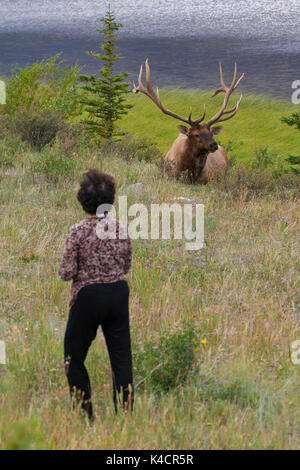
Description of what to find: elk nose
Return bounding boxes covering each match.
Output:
[210,142,218,152]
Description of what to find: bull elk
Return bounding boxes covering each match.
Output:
[133,60,244,184]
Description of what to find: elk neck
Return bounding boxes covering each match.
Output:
[182,137,209,174]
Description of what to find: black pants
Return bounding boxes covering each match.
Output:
[64,280,133,417]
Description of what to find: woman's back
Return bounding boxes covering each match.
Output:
[59,216,131,307]
[59,169,133,421]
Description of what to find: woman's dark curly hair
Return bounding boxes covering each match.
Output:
[77,169,116,215]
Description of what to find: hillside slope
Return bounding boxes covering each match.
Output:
[0,133,299,449]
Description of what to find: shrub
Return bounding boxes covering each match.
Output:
[30,145,76,183]
[0,114,11,139]
[251,146,275,170]
[12,109,65,150]
[249,146,290,176]
[0,132,28,168]
[52,122,92,157]
[285,154,300,176]
[281,112,300,131]
[210,164,300,201]
[133,326,199,393]
[4,54,82,118]
[100,133,163,163]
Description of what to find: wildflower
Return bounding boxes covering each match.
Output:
[288,401,293,406]
[195,346,200,351]
[201,339,207,345]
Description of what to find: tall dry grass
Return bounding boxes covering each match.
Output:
[0,139,299,449]
[0,87,299,449]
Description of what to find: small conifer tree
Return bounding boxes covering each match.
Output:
[79,5,132,141]
[281,112,300,131]
[281,112,300,174]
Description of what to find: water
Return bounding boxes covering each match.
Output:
[0,0,299,98]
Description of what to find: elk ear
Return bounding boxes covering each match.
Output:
[211,126,223,135]
[178,125,189,135]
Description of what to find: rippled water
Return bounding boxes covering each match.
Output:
[1,0,299,41]
[0,0,299,98]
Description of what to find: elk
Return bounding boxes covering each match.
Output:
[133,60,244,184]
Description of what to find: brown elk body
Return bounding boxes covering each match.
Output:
[133,60,244,184]
[164,126,228,184]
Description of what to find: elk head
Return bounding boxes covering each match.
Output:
[133,59,245,159]
[176,124,222,156]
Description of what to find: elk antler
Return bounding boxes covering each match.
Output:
[133,59,206,127]
[205,62,244,127]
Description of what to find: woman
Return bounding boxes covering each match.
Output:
[59,169,133,423]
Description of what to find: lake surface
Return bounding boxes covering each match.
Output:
[0,0,300,98]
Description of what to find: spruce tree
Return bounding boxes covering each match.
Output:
[79,5,132,141]
[281,112,300,131]
[281,112,300,174]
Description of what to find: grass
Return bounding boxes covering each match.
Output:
[0,90,299,449]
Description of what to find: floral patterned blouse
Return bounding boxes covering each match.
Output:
[59,216,132,307]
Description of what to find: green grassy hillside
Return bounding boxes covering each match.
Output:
[0,77,299,449]
[0,127,299,448]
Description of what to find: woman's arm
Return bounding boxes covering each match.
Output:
[59,227,78,281]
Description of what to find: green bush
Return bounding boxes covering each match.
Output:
[52,122,92,157]
[285,154,300,176]
[249,147,288,176]
[251,146,276,170]
[0,144,14,168]
[12,109,65,150]
[133,326,199,393]
[30,145,76,183]
[210,164,300,200]
[100,133,163,163]
[3,54,82,118]
[0,131,28,168]
[280,112,300,175]
[0,114,11,139]
[281,112,300,131]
